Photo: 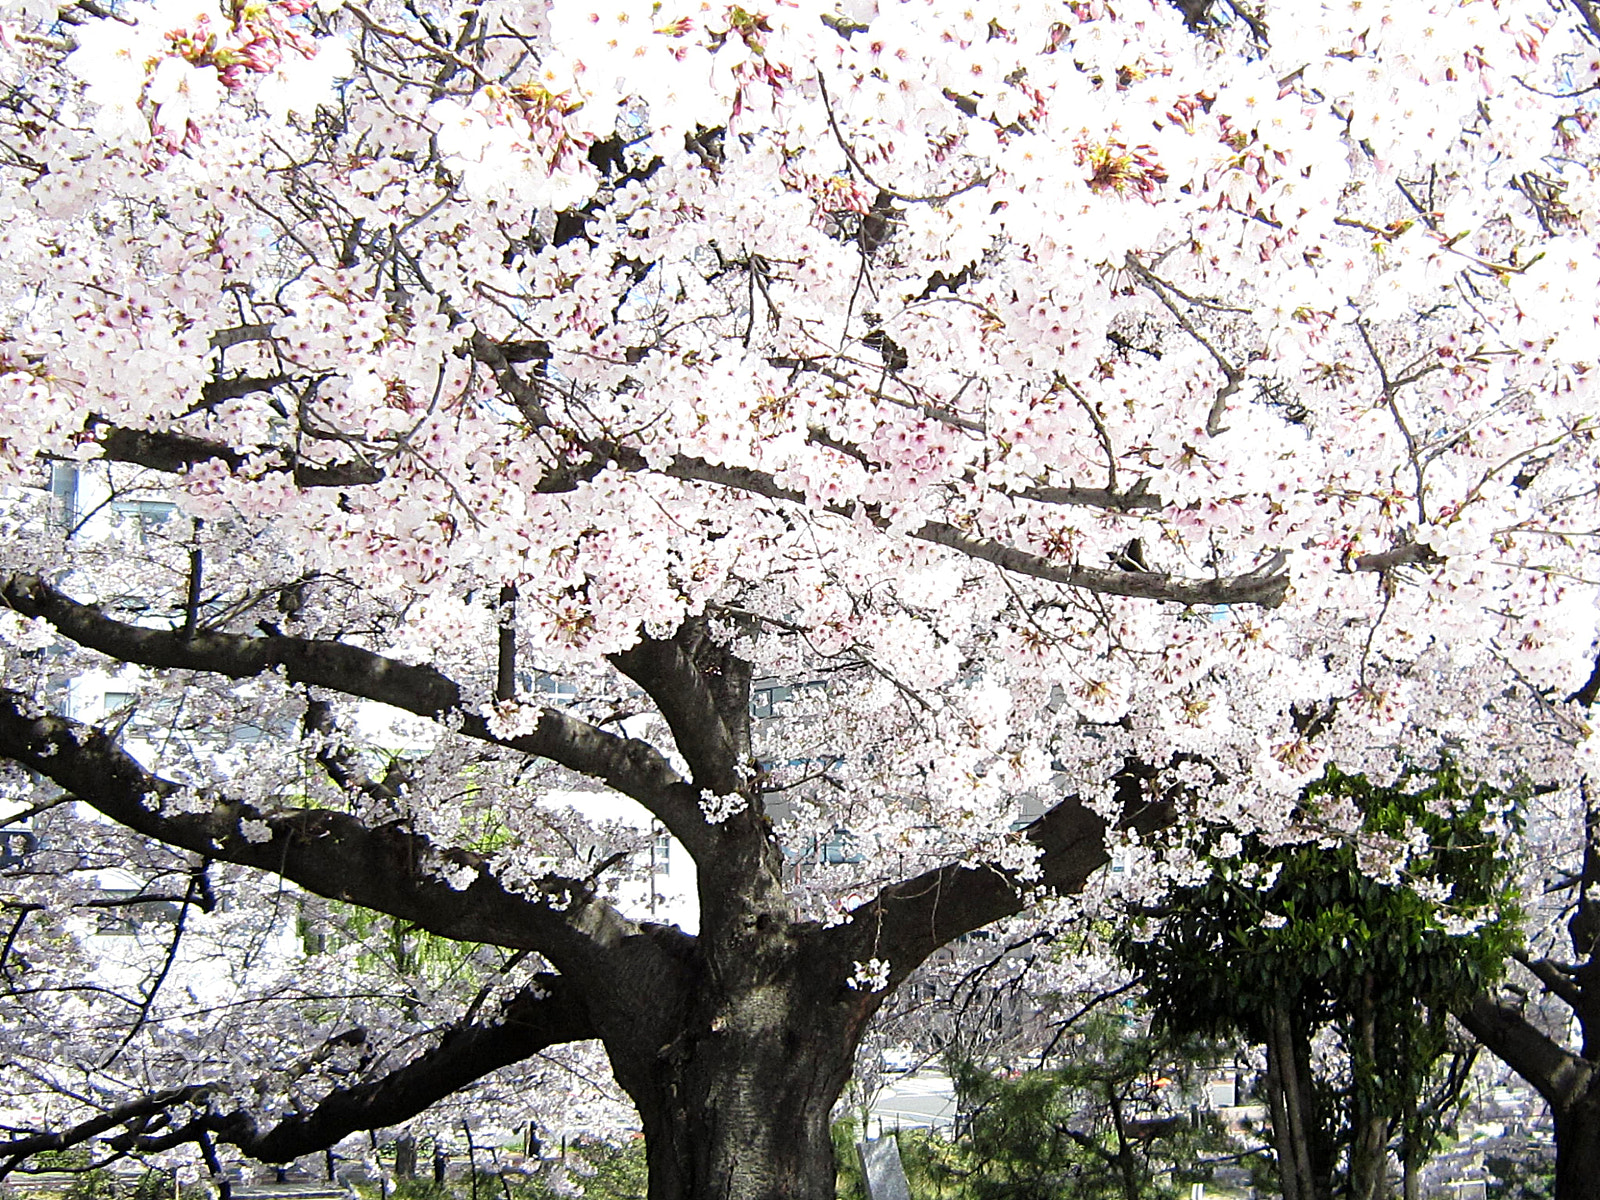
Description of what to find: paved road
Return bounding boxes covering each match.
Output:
[868,1070,957,1132]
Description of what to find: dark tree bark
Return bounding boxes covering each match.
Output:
[395,1135,417,1179]
[0,577,1172,1200]
[1553,1096,1600,1200]
[1457,993,1600,1200]
[1346,974,1389,1200]
[1263,998,1330,1200]
[1455,778,1600,1200]
[1103,1082,1141,1200]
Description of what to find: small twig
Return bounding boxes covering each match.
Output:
[1037,979,1141,1067]
[1060,378,1118,494]
[0,795,72,827]
[343,1,490,86]
[100,867,205,1069]
[814,73,988,204]
[1355,320,1428,523]
[182,519,204,642]
[0,903,41,985]
[1124,255,1242,435]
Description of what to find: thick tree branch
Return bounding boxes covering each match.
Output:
[86,417,1292,607]
[609,626,743,798]
[0,978,594,1169]
[209,323,276,351]
[1454,993,1592,1109]
[0,1086,212,1172]
[1569,645,1600,707]
[93,425,383,488]
[0,691,633,967]
[0,574,716,858]
[1349,541,1440,575]
[196,375,290,410]
[83,407,1475,611]
[302,697,409,805]
[835,772,1175,979]
[635,448,1294,608]
[212,977,592,1161]
[1517,951,1586,1010]
[912,523,1289,607]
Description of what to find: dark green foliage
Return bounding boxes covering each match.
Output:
[945,1065,1100,1200]
[1126,763,1520,1040]
[59,1169,120,1200]
[1119,761,1523,1192]
[387,1179,451,1200]
[376,1140,647,1200]
[1485,1147,1556,1199]
[897,1017,1242,1200]
[19,1153,184,1200]
[124,1173,174,1200]
[830,1120,865,1200]
[562,1139,648,1200]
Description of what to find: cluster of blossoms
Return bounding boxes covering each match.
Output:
[65,0,351,143]
[847,957,891,991]
[698,789,749,823]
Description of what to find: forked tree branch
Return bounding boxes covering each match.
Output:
[0,690,634,969]
[832,766,1176,982]
[0,574,718,859]
[609,627,744,799]
[1454,992,1592,1110]
[1516,951,1586,1010]
[0,977,593,1170]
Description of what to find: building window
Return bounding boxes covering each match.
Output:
[752,685,792,719]
[523,671,578,705]
[50,463,79,529]
[93,890,181,936]
[112,499,177,543]
[102,690,137,717]
[0,829,37,869]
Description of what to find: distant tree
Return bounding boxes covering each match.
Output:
[1484,1147,1556,1200]
[1457,763,1600,1200]
[927,1015,1234,1200]
[1120,764,1521,1200]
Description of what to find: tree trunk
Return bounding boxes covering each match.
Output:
[1265,999,1324,1200]
[599,944,872,1200]
[1400,1086,1419,1200]
[624,1016,859,1200]
[1455,994,1600,1200]
[394,1135,417,1180]
[1555,1084,1600,1200]
[1104,1082,1141,1200]
[1346,1113,1388,1200]
[1264,1023,1298,1200]
[1346,976,1388,1200]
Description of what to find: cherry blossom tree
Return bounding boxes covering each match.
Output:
[1,0,1599,1198]
[1458,669,1600,1200]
